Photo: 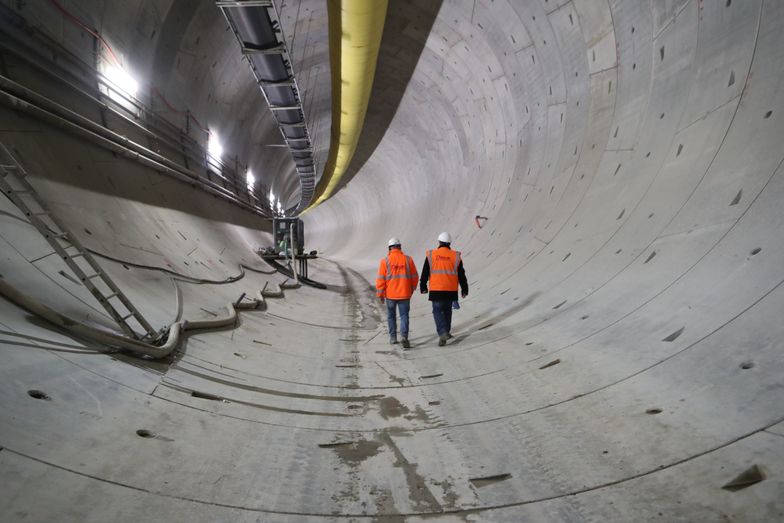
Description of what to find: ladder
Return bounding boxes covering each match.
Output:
[0,144,157,340]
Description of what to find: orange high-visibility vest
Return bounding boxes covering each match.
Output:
[376,249,418,300]
[426,247,461,291]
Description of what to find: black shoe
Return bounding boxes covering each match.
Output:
[401,338,410,349]
[446,332,454,339]
[438,335,447,347]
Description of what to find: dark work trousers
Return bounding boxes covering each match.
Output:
[431,300,453,337]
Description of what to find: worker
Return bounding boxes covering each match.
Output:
[376,238,419,349]
[420,232,468,346]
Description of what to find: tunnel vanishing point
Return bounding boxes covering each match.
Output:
[1,0,783,521]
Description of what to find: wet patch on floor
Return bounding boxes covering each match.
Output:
[403,405,433,423]
[377,431,443,512]
[370,487,403,522]
[379,396,410,419]
[376,361,406,386]
[431,476,461,510]
[321,439,384,465]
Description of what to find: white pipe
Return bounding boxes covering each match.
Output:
[289,223,300,285]
[0,276,265,359]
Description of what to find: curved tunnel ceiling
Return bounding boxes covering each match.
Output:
[1,0,783,520]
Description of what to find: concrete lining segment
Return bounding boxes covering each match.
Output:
[1,0,784,520]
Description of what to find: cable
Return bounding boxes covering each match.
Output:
[48,0,120,66]
[85,248,277,283]
[151,87,209,135]
[0,275,275,359]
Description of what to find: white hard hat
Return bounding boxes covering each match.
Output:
[438,232,452,243]
[388,237,401,247]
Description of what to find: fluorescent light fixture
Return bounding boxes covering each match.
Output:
[99,57,139,113]
[103,62,138,98]
[246,170,256,191]
[208,131,223,165]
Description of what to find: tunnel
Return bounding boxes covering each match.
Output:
[1,0,783,520]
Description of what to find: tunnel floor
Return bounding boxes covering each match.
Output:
[1,247,783,521]
[2,0,784,520]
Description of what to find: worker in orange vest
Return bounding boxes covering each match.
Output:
[420,232,468,346]
[376,238,419,349]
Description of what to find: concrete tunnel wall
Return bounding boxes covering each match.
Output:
[1,0,783,521]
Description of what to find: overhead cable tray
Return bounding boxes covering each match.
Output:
[217,0,317,211]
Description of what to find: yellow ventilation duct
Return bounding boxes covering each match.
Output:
[305,0,388,211]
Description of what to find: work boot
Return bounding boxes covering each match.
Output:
[390,336,398,345]
[438,335,447,347]
[401,338,410,349]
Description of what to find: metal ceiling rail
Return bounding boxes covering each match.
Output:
[217,0,318,213]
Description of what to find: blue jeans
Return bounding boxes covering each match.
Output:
[386,299,410,338]
[431,300,453,337]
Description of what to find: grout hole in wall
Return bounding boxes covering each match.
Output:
[662,327,684,342]
[27,390,50,400]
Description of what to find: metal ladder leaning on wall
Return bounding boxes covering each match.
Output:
[0,144,157,340]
